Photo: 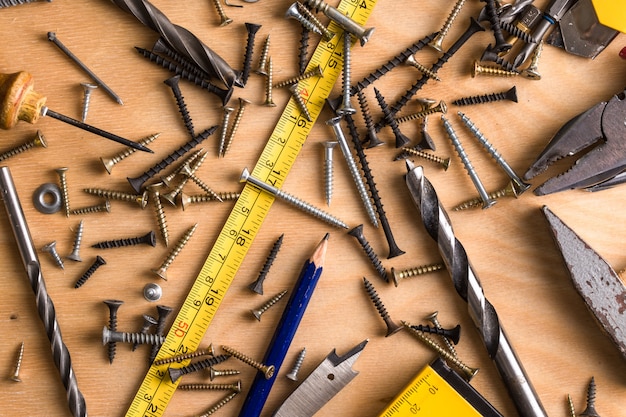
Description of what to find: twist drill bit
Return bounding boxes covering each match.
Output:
[109,0,241,88]
[0,167,86,417]
[404,160,547,417]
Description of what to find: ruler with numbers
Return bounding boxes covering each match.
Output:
[125,1,376,416]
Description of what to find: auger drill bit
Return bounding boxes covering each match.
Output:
[0,167,87,417]
[404,160,547,417]
[109,0,241,88]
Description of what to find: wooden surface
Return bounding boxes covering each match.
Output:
[1,1,625,416]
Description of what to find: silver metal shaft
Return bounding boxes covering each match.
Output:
[0,166,87,417]
[404,161,548,417]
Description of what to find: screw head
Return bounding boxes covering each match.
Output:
[143,283,163,302]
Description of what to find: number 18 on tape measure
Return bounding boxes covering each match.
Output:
[378,359,504,417]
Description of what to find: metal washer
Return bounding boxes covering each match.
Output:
[33,183,63,214]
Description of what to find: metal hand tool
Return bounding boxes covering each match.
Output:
[404,161,548,417]
[272,339,367,417]
[542,206,626,362]
[0,166,87,417]
[524,88,626,195]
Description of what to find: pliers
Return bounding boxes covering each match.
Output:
[524,89,626,195]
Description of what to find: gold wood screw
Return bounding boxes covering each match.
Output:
[0,130,47,162]
[209,368,241,381]
[472,61,519,77]
[221,345,275,379]
[273,65,323,89]
[152,223,198,280]
[83,188,149,209]
[100,133,160,174]
[296,1,335,41]
[402,321,479,380]
[179,191,240,210]
[263,56,276,107]
[148,183,169,247]
[55,167,70,217]
[399,147,450,171]
[153,343,215,366]
[211,0,233,26]
[425,311,458,359]
[395,101,447,125]
[162,151,209,205]
[567,394,576,417]
[10,342,24,382]
[362,277,402,336]
[70,200,111,215]
[453,181,519,211]
[251,289,288,321]
[391,262,445,286]
[255,34,271,76]
[222,98,250,157]
[405,55,441,81]
[217,106,235,158]
[289,84,313,122]
[521,40,543,80]
[197,391,238,417]
[179,380,242,392]
[160,149,203,187]
[429,0,467,52]
[180,163,222,202]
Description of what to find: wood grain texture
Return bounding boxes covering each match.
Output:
[1,1,625,416]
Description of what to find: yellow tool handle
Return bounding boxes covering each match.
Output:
[125,1,377,416]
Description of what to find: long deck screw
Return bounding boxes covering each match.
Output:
[152,223,198,280]
[221,345,274,379]
[251,289,288,320]
[405,55,441,81]
[148,183,169,247]
[402,321,479,380]
[255,34,271,76]
[211,0,233,26]
[349,225,387,282]
[179,381,242,392]
[297,25,311,75]
[453,181,520,211]
[10,342,24,382]
[91,230,157,249]
[579,377,600,417]
[398,147,450,170]
[429,0,466,52]
[391,263,445,286]
[80,82,98,123]
[472,61,518,77]
[521,40,543,80]
[241,23,262,86]
[210,368,241,381]
[289,84,313,122]
[102,299,123,363]
[263,57,276,107]
[164,76,195,138]
[0,130,47,161]
[322,141,337,206]
[362,277,402,336]
[286,347,306,381]
[338,32,356,116]
[100,133,160,174]
[480,46,517,72]
[154,344,215,366]
[452,86,518,106]
[481,0,511,53]
[56,167,70,217]
[222,98,251,157]
[42,241,64,269]
[218,106,235,157]
[326,117,378,227]
[356,90,383,148]
[373,88,411,148]
[303,0,374,46]
[273,65,323,89]
[395,101,447,125]
[70,200,111,216]
[286,2,326,41]
[240,168,348,229]
[83,188,149,209]
[179,191,241,210]
[441,115,495,209]
[425,311,458,359]
[67,219,84,262]
[102,327,165,346]
[132,314,157,351]
[409,324,461,345]
[457,111,530,195]
[150,305,174,363]
[248,234,284,295]
[196,391,238,417]
[74,256,106,288]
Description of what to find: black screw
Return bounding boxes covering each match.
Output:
[0,0,51,7]
[74,256,106,289]
[356,90,384,148]
[452,86,518,106]
[480,0,511,53]
[297,19,311,75]
[409,324,461,345]
[362,277,402,337]
[133,314,158,351]
[127,125,218,193]
[480,45,517,72]
[103,299,123,364]
[241,23,262,86]
[149,305,174,363]
[248,234,284,295]
[152,38,212,80]
[579,377,600,417]
[348,225,387,282]
[168,353,231,383]
[373,88,410,148]
[164,76,195,138]
[91,231,157,249]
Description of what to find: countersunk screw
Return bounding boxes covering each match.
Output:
[255,34,271,76]
[210,368,241,381]
[102,327,165,346]
[10,342,24,382]
[222,98,251,157]
[356,90,383,148]
[521,40,543,80]
[160,149,203,188]
[148,183,169,247]
[297,24,311,75]
[143,283,163,302]
[579,377,600,417]
[132,314,157,351]
[179,191,240,210]
[91,231,156,249]
[441,115,495,209]
[349,225,387,282]
[398,147,450,170]
[211,0,233,26]
[241,23,262,86]
[472,61,518,77]
[453,181,520,211]
[74,256,106,288]
[373,88,411,148]
[480,45,517,72]
[179,381,242,392]
[286,347,306,381]
[180,163,222,202]
[251,289,288,321]
[302,0,374,46]
[362,277,402,336]
[0,130,47,162]
[83,188,149,209]
[152,224,198,280]
[409,324,461,345]
[70,200,111,216]
[286,2,328,41]
[394,101,447,125]
[154,344,215,366]
[248,234,284,295]
[67,219,84,262]
[289,84,313,122]
[80,82,98,123]
[196,391,238,417]
[391,263,445,286]
[480,0,511,53]
[425,311,458,358]
[296,1,335,41]
[103,299,123,364]
[150,304,174,363]
[162,152,210,205]
[402,321,479,380]
[273,65,323,89]
[55,167,70,217]
[263,57,277,107]
[405,55,441,81]
[164,76,195,138]
[428,0,467,52]
[452,86,518,106]
[42,241,64,269]
[168,354,231,383]
[337,32,356,116]
[322,141,337,206]
[100,133,161,174]
[221,345,274,379]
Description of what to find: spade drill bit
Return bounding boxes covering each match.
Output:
[109,0,241,88]
[0,167,86,417]
[404,161,547,417]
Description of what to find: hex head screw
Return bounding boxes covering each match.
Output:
[103,299,123,364]
[42,241,64,269]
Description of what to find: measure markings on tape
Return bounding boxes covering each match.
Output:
[126,1,377,416]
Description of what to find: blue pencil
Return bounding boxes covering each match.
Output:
[238,233,329,417]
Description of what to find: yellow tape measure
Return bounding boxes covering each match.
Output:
[377,359,503,417]
[126,1,376,416]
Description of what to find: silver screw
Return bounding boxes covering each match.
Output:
[326,117,378,227]
[42,241,64,269]
[80,82,98,123]
[322,141,337,206]
[337,32,356,116]
[10,342,24,382]
[441,115,496,209]
[240,168,348,229]
[251,289,288,321]
[286,347,306,381]
[143,283,163,302]
[302,0,375,46]
[66,219,84,262]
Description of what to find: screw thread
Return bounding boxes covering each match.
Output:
[218,107,234,158]
[567,394,576,417]
[221,346,274,379]
[84,188,140,204]
[74,256,106,288]
[186,172,221,201]
[356,90,381,147]
[210,368,241,380]
[10,342,24,382]
[100,133,160,174]
[211,0,232,25]
[480,47,517,72]
[296,2,333,40]
[132,315,157,351]
[154,344,214,366]
[92,231,156,249]
[287,3,325,38]
[426,312,458,359]
[399,147,450,170]
[392,263,445,285]
[56,168,70,217]
[255,34,271,75]
[483,0,509,52]
[580,377,599,417]
[152,38,211,80]
[373,88,410,147]
[197,391,238,417]
[338,32,355,115]
[362,277,401,336]
[275,188,347,229]
[179,381,241,392]
[264,56,276,106]
[0,130,47,161]
[161,149,204,187]
[42,242,64,269]
[223,99,249,157]
[410,324,459,344]
[289,85,313,122]
[153,224,198,280]
[252,289,288,320]
[241,23,261,86]
[67,219,84,262]
[273,65,323,89]
[453,183,517,211]
[349,225,387,281]
[395,101,447,125]
[405,56,441,81]
[298,26,311,75]
[165,77,195,138]
[0,0,51,7]
[521,40,543,80]
[181,192,240,208]
[80,83,97,123]
[452,92,510,106]
[286,347,306,381]
[168,355,231,381]
[249,234,284,294]
[430,0,466,51]
[150,188,169,247]
[70,201,110,215]
[473,61,518,77]
[323,142,336,206]
[104,329,165,346]
[499,21,537,44]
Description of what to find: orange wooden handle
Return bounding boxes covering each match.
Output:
[0,71,47,130]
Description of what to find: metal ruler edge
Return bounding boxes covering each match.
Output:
[125,1,376,416]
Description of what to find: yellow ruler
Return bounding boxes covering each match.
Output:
[377,359,503,417]
[125,1,376,416]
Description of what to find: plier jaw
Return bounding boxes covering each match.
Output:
[525,90,626,195]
